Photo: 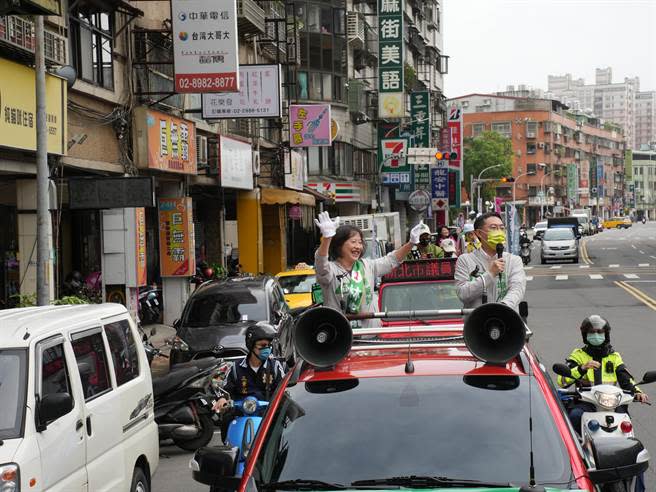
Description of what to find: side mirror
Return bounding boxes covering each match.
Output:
[190,446,240,489]
[587,437,648,485]
[519,301,529,319]
[637,370,656,385]
[37,393,73,430]
[173,319,181,331]
[552,363,573,378]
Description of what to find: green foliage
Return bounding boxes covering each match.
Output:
[52,296,89,305]
[463,131,514,206]
[404,63,416,90]
[10,293,37,307]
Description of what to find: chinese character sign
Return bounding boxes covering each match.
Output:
[171,0,239,92]
[567,164,578,204]
[289,104,332,147]
[378,0,404,118]
[135,208,147,286]
[431,163,449,200]
[447,106,463,177]
[411,92,430,190]
[158,197,196,277]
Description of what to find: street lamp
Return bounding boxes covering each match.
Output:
[512,171,536,223]
[474,164,504,214]
[538,164,552,220]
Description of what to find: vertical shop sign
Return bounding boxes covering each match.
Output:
[380,137,410,186]
[411,91,430,190]
[447,106,463,177]
[158,197,196,276]
[431,162,449,209]
[378,0,404,118]
[289,104,332,147]
[171,0,239,92]
[567,164,578,205]
[135,208,147,286]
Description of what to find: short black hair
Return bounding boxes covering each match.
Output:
[474,212,502,230]
[329,225,366,260]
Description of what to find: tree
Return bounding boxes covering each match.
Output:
[463,131,514,206]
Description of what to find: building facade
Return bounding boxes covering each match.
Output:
[448,94,626,226]
[631,150,656,220]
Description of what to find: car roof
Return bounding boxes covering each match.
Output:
[276,268,316,277]
[0,303,128,348]
[193,276,273,296]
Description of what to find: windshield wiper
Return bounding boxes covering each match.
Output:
[351,475,512,489]
[261,479,346,490]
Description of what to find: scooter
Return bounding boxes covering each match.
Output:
[223,397,269,475]
[139,286,162,325]
[554,363,656,491]
[152,357,226,451]
[519,231,532,266]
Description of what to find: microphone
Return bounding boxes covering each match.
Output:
[496,243,504,278]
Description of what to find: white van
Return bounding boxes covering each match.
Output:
[0,304,159,492]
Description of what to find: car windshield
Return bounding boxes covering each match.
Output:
[535,222,547,229]
[543,229,574,241]
[380,282,462,318]
[254,375,574,488]
[184,288,267,325]
[278,275,316,294]
[575,217,588,224]
[0,349,27,440]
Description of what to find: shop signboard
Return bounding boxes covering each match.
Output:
[431,162,449,209]
[158,197,195,277]
[1,0,61,15]
[0,58,66,155]
[171,0,239,93]
[289,104,332,147]
[284,149,306,191]
[135,208,147,287]
[567,164,578,203]
[379,137,410,187]
[447,106,463,176]
[201,64,281,119]
[133,107,197,174]
[378,0,404,118]
[68,176,155,209]
[411,91,430,190]
[219,135,253,190]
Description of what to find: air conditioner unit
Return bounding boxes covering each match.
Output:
[252,150,261,176]
[346,12,365,48]
[196,135,208,165]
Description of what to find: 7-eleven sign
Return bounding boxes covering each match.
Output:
[380,138,408,170]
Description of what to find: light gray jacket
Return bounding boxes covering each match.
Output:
[454,248,526,311]
[315,250,401,327]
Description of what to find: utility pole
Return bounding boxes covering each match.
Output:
[35,15,51,306]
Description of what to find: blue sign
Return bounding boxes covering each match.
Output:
[431,164,448,200]
[596,160,604,200]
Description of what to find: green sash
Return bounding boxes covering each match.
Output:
[335,260,372,314]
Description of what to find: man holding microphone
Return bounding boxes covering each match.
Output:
[454,212,526,310]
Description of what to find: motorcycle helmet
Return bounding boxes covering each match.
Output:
[579,314,611,345]
[245,322,277,352]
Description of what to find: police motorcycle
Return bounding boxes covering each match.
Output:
[553,363,656,491]
[519,226,532,266]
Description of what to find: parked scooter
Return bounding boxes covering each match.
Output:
[139,285,162,325]
[554,363,656,491]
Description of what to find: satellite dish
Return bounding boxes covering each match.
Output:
[53,65,77,89]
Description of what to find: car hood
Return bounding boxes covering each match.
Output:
[311,488,582,492]
[543,240,576,248]
[181,321,255,351]
[284,293,313,309]
[0,437,22,462]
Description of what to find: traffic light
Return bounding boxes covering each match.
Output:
[499,176,515,183]
[434,151,458,160]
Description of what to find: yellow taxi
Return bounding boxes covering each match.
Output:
[603,217,632,229]
[275,264,316,309]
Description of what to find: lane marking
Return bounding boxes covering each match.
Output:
[526,276,534,281]
[615,281,656,312]
[639,251,645,254]
[651,256,656,260]
[579,265,590,269]
[609,264,619,268]
[555,275,568,280]
[580,239,593,265]
[639,263,650,267]
[632,244,637,249]
[550,265,562,269]
[589,274,603,280]
[524,266,534,270]
[624,274,640,279]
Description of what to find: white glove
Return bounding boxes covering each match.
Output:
[409,221,430,245]
[314,211,340,238]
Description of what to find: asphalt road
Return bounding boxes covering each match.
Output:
[152,222,656,491]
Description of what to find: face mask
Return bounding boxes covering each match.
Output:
[257,347,272,361]
[482,230,506,248]
[586,333,605,346]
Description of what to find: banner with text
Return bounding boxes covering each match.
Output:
[378,0,404,118]
[158,197,195,277]
[411,91,430,190]
[289,104,332,147]
[447,106,463,178]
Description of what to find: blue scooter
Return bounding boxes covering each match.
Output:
[224,396,269,475]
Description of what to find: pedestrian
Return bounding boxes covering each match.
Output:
[436,225,451,248]
[456,212,465,229]
[454,212,526,310]
[459,223,481,254]
[440,238,457,258]
[314,212,426,327]
[406,230,444,260]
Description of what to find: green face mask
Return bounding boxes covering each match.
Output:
[483,230,506,248]
[587,333,605,346]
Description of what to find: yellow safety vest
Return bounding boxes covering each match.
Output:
[557,348,640,392]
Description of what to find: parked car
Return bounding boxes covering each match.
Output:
[541,227,579,264]
[0,304,159,492]
[169,277,293,366]
[533,221,548,240]
[276,267,316,310]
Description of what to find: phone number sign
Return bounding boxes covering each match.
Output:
[171,0,239,93]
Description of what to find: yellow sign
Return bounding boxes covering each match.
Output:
[0,58,67,155]
[378,92,405,119]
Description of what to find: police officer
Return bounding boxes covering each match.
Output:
[213,322,286,412]
[558,315,649,431]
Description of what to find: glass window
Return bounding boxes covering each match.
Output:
[309,33,321,70]
[322,74,332,102]
[333,37,345,74]
[472,123,485,137]
[41,343,73,399]
[278,274,317,294]
[254,376,572,487]
[491,122,512,138]
[308,147,320,175]
[71,12,114,90]
[309,72,322,100]
[104,320,140,386]
[307,4,320,32]
[295,3,306,31]
[320,7,332,33]
[71,331,111,401]
[297,72,309,100]
[321,36,333,72]
[333,8,345,35]
[0,349,27,440]
[333,76,343,102]
[381,282,462,318]
[184,287,268,325]
[300,32,308,68]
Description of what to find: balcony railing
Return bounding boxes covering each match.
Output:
[237,0,266,35]
[0,16,67,65]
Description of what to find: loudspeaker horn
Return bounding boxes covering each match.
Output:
[464,303,526,364]
[293,307,353,368]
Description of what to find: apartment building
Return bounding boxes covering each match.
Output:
[631,149,656,220]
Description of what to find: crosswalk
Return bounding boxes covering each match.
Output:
[527,272,650,282]
[524,264,651,270]
[524,264,655,282]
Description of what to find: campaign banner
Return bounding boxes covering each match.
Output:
[289,104,331,147]
[171,0,239,93]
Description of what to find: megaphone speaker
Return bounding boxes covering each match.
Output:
[293,307,353,368]
[464,303,526,364]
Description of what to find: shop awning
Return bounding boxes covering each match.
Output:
[261,187,315,207]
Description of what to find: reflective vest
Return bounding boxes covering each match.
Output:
[557,347,640,392]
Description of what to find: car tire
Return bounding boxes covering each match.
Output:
[130,466,149,492]
[173,413,215,451]
[541,257,546,265]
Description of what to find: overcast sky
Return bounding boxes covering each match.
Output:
[443,0,656,97]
